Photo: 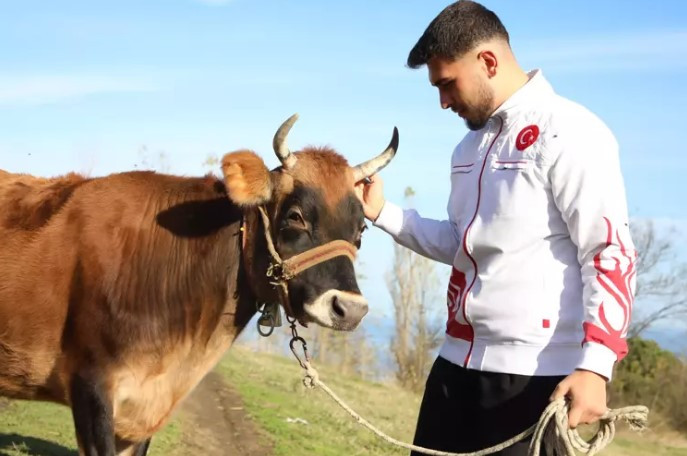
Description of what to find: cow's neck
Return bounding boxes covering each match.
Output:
[239,206,282,307]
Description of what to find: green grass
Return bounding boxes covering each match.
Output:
[0,399,77,456]
[218,345,687,456]
[0,399,182,456]
[217,346,421,456]
[603,435,687,456]
[1,347,685,456]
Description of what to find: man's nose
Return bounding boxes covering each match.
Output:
[439,91,451,110]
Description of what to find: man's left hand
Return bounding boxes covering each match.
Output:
[550,369,608,428]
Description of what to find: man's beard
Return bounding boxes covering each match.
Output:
[461,80,494,131]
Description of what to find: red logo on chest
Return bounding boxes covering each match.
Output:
[515,125,539,151]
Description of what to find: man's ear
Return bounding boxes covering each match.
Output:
[478,49,498,78]
[221,150,273,206]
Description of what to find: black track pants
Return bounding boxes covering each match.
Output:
[410,356,566,456]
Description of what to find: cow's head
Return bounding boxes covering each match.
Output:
[221,114,397,331]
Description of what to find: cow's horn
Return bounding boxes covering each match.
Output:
[352,127,399,182]
[273,113,299,169]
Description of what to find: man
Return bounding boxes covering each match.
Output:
[355,1,637,455]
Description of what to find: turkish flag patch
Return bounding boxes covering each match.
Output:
[515,125,539,151]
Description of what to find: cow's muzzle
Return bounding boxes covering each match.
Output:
[303,290,368,331]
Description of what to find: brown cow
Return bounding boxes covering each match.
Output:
[0,114,398,456]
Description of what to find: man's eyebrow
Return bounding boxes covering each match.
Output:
[432,78,450,87]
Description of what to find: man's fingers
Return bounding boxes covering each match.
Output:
[568,404,584,429]
[568,399,605,428]
[550,381,568,401]
[581,407,605,426]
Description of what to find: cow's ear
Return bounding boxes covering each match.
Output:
[221,150,273,206]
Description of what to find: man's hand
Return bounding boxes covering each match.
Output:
[354,174,386,222]
[550,369,608,428]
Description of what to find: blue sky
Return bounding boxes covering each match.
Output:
[2,0,686,349]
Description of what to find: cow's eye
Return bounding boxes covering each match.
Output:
[287,209,305,226]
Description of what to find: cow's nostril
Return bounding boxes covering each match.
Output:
[332,296,346,319]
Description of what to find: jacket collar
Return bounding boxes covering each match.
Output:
[491,69,554,124]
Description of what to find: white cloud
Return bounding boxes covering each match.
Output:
[0,74,160,106]
[518,29,687,73]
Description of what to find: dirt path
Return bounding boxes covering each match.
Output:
[177,371,272,456]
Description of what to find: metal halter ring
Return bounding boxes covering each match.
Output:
[289,336,309,369]
[257,311,276,337]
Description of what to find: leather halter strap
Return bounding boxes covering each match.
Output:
[242,205,358,321]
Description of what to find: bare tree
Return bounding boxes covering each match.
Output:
[310,324,332,364]
[348,328,378,381]
[136,145,171,173]
[629,219,687,337]
[202,154,220,174]
[387,187,444,391]
[307,323,378,378]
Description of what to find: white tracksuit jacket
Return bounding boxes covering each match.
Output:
[374,69,637,381]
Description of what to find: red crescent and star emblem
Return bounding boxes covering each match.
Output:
[515,125,539,151]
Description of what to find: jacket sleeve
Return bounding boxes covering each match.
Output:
[550,118,637,381]
[373,201,460,266]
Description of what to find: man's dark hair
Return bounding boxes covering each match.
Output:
[407,0,509,69]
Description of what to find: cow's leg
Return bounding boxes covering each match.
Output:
[132,438,151,456]
[70,372,116,456]
[113,437,152,456]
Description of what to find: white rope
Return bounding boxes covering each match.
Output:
[300,361,649,456]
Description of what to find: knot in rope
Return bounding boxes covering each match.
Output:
[302,361,319,389]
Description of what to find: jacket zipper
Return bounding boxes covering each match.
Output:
[459,116,504,367]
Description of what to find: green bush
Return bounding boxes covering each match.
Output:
[611,337,687,431]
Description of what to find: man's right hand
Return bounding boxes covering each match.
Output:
[354,174,385,222]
